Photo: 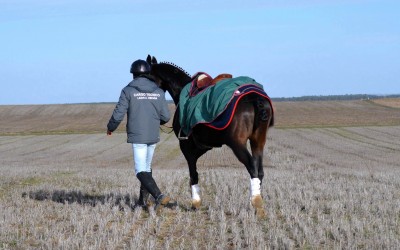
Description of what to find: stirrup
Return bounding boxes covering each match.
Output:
[178,128,188,140]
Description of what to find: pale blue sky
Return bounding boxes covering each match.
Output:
[0,0,399,104]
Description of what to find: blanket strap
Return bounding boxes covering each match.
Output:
[178,128,189,140]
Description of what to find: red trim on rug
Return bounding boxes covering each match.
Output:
[203,90,271,131]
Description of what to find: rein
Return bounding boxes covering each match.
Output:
[160,103,178,134]
[160,124,174,134]
[159,97,176,134]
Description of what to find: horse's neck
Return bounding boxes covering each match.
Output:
[169,87,182,105]
[168,79,189,105]
[159,65,191,104]
[170,91,180,105]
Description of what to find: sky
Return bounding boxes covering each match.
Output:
[0,0,399,104]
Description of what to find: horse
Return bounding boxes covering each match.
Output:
[147,55,274,217]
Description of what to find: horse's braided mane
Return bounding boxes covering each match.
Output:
[160,61,192,78]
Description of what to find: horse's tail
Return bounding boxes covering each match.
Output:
[253,96,274,129]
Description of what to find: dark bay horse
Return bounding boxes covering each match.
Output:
[147,55,274,217]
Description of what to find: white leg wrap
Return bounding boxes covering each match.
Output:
[250,178,261,196]
[191,184,201,201]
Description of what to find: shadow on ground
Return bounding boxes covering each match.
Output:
[22,189,178,211]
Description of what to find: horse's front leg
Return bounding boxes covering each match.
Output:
[189,163,201,209]
[179,139,208,209]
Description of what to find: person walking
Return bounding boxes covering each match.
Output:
[107,59,171,211]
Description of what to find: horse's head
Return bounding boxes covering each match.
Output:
[147,55,192,104]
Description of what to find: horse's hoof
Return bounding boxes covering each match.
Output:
[251,195,266,219]
[255,207,267,219]
[191,199,201,209]
[251,194,263,208]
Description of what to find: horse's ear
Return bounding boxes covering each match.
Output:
[146,55,152,65]
[151,56,158,65]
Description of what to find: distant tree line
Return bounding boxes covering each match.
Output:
[271,94,400,102]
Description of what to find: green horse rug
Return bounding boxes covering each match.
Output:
[179,75,273,135]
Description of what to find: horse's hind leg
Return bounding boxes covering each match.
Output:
[249,123,269,218]
[250,128,267,183]
[179,139,208,209]
[227,141,266,216]
[248,140,266,217]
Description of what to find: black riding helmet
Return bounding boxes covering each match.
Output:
[130,59,150,77]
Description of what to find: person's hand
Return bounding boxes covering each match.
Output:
[107,130,112,136]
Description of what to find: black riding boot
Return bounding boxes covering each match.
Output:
[137,184,150,207]
[136,172,170,206]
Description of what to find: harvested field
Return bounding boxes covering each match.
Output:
[274,99,400,128]
[1,98,400,135]
[0,99,400,249]
[371,98,400,109]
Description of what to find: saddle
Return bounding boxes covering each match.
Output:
[195,73,213,89]
[212,73,233,84]
[190,72,233,97]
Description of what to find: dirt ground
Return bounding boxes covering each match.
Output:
[371,98,400,108]
[1,126,399,249]
[1,98,399,135]
[1,99,400,248]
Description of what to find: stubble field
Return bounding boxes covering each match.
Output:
[1,98,400,249]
